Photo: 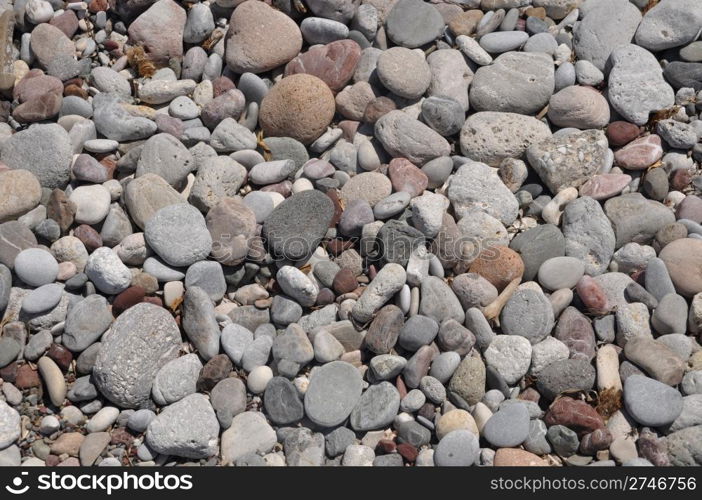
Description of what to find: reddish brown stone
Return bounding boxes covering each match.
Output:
[13,93,62,123]
[388,158,428,198]
[47,344,73,371]
[468,246,524,291]
[579,173,632,200]
[670,168,692,191]
[316,288,335,305]
[377,439,396,454]
[396,375,407,399]
[338,120,360,141]
[332,268,357,295]
[519,387,541,403]
[197,354,232,392]
[614,134,663,170]
[607,121,642,147]
[142,296,163,308]
[0,362,18,384]
[64,84,89,99]
[212,76,236,97]
[363,96,396,124]
[50,10,79,38]
[88,0,108,13]
[575,275,611,315]
[110,428,135,446]
[326,189,343,226]
[15,363,41,389]
[285,40,361,92]
[14,73,62,102]
[325,238,353,256]
[396,443,418,462]
[544,397,605,436]
[45,455,60,466]
[112,286,146,316]
[47,188,76,233]
[72,224,103,252]
[676,195,702,223]
[417,402,436,421]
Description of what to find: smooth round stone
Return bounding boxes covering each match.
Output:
[145,204,212,267]
[224,1,301,74]
[482,403,530,448]
[14,248,59,286]
[259,74,335,145]
[623,375,683,427]
[247,365,273,394]
[21,283,64,314]
[340,171,392,208]
[0,337,20,368]
[376,47,431,100]
[635,0,702,52]
[69,185,111,225]
[479,31,529,53]
[304,361,363,427]
[547,86,610,129]
[185,260,226,302]
[434,430,479,466]
[537,256,585,291]
[385,0,444,49]
[554,61,576,91]
[659,238,702,298]
[500,288,555,343]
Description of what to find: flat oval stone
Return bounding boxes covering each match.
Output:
[304,361,363,427]
[623,374,683,427]
[614,135,663,170]
[21,283,64,315]
[262,190,334,261]
[579,174,632,200]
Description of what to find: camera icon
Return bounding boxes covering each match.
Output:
[5,472,29,495]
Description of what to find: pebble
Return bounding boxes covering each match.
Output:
[146,393,219,459]
[624,375,683,427]
[471,52,553,115]
[385,0,444,49]
[434,430,479,466]
[93,303,180,408]
[483,403,530,448]
[14,248,58,286]
[145,203,212,267]
[304,361,362,427]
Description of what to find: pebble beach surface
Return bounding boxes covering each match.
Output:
[0,0,701,468]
